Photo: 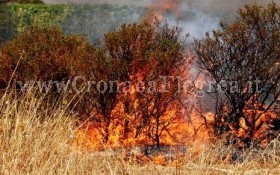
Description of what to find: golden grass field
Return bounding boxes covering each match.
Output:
[0,90,279,175]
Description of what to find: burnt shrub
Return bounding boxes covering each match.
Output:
[77,22,193,148]
[194,3,280,147]
[0,26,95,95]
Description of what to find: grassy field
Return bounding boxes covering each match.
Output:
[0,90,279,175]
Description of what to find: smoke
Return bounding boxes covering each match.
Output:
[42,0,280,38]
[188,0,280,12]
[160,0,280,38]
[43,0,280,7]
[164,2,222,39]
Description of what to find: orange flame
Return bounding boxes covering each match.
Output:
[73,52,214,165]
[144,0,182,23]
[72,16,278,164]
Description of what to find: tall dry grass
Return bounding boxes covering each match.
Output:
[0,90,279,175]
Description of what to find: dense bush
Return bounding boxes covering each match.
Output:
[0,26,95,90]
[0,4,70,43]
[0,22,192,149]
[0,3,141,43]
[3,0,43,3]
[74,22,192,148]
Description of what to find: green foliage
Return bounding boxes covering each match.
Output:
[0,4,71,43]
[0,3,142,43]
[3,0,44,4]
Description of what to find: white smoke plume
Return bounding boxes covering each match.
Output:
[43,0,280,38]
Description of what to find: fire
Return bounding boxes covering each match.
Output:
[73,59,277,165]
[73,94,278,164]
[236,108,278,146]
[72,50,215,165]
[144,0,182,23]
[71,17,276,165]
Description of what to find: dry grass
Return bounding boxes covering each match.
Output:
[0,90,279,175]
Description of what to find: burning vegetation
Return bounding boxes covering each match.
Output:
[0,1,279,167]
[144,0,182,23]
[73,22,196,152]
[194,2,280,148]
[73,2,279,164]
